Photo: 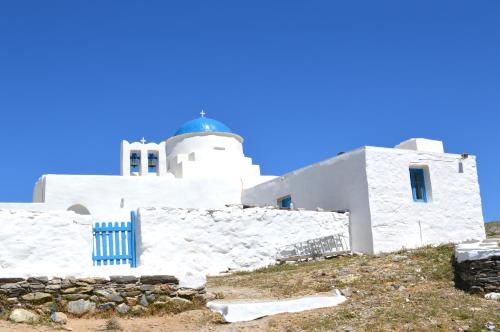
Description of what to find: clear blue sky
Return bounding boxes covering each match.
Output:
[0,1,498,221]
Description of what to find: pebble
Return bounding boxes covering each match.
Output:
[392,255,409,262]
[484,292,500,301]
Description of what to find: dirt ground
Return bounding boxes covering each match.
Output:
[0,306,302,332]
[1,244,498,331]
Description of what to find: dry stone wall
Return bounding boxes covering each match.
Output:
[0,275,208,317]
[454,239,500,293]
[454,257,500,293]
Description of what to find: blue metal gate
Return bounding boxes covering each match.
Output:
[92,211,137,267]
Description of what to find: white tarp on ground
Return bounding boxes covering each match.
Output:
[207,292,347,322]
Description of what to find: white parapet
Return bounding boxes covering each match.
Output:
[455,238,500,263]
[0,206,350,287]
[395,138,444,153]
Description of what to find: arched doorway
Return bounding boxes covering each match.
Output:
[67,204,91,215]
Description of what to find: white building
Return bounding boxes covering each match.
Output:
[0,114,486,255]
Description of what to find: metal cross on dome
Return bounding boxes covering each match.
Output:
[140,137,146,144]
[200,109,206,118]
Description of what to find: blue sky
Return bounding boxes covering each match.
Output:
[0,1,498,221]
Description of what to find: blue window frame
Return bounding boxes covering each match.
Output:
[148,152,158,174]
[278,196,292,209]
[410,168,427,202]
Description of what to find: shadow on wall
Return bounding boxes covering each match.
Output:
[67,204,91,215]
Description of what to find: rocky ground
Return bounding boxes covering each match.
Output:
[1,237,499,331]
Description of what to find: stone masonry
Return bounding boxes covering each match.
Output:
[454,257,500,293]
[454,238,500,294]
[0,275,207,316]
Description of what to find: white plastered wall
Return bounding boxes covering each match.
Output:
[0,207,349,286]
[242,149,373,254]
[364,147,485,253]
[24,174,244,220]
[137,206,350,280]
[121,140,167,176]
[166,133,266,188]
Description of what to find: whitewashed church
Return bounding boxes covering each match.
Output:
[0,113,486,281]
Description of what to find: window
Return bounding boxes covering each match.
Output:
[278,195,292,209]
[148,152,158,174]
[130,151,141,175]
[409,168,427,202]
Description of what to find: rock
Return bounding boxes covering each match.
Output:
[9,309,39,323]
[89,295,99,302]
[486,322,496,331]
[62,287,79,294]
[340,287,353,297]
[392,255,409,262]
[0,278,24,285]
[139,284,153,291]
[63,294,90,301]
[192,294,207,304]
[123,283,138,291]
[116,303,129,314]
[121,290,141,297]
[28,283,46,291]
[21,292,52,304]
[62,286,93,294]
[48,278,62,285]
[61,281,73,289]
[126,297,138,306]
[0,283,27,297]
[470,286,484,294]
[27,276,48,284]
[139,294,148,306]
[6,297,18,304]
[94,289,111,297]
[130,305,146,315]
[45,284,62,291]
[177,289,197,299]
[51,312,68,324]
[77,277,107,284]
[171,297,193,305]
[202,292,217,302]
[485,292,500,301]
[97,302,116,311]
[94,289,123,302]
[140,275,179,285]
[109,275,138,284]
[108,293,124,303]
[67,299,95,316]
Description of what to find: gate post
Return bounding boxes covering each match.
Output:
[130,210,138,268]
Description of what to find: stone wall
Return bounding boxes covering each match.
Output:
[454,257,500,293]
[0,275,208,317]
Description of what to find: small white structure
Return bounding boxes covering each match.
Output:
[243,139,485,253]
[0,113,486,264]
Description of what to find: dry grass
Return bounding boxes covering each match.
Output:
[105,317,122,331]
[207,245,499,331]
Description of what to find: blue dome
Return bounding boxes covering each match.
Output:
[174,117,232,136]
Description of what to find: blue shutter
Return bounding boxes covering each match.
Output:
[280,196,292,209]
[409,168,427,203]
